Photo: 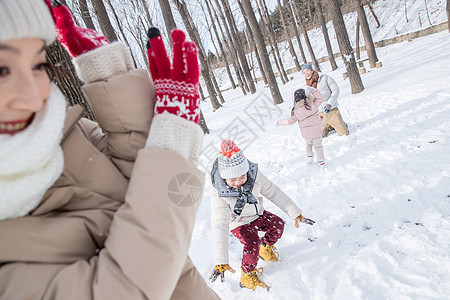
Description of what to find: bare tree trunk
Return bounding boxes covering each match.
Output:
[263,0,289,82]
[105,0,137,67]
[424,0,432,25]
[90,0,118,42]
[207,22,234,96]
[257,0,289,84]
[78,0,96,30]
[366,1,380,28]
[236,0,268,85]
[198,111,210,134]
[221,0,256,94]
[277,0,301,72]
[140,0,154,28]
[122,9,148,68]
[210,70,226,104]
[212,0,248,95]
[172,0,222,111]
[355,18,361,60]
[355,0,378,68]
[158,0,177,44]
[287,0,307,63]
[328,0,364,94]
[200,29,226,105]
[64,0,81,26]
[314,0,338,70]
[204,0,237,90]
[292,0,321,72]
[447,0,450,32]
[239,0,284,105]
[307,0,313,21]
[405,0,409,23]
[254,1,285,84]
[46,41,95,120]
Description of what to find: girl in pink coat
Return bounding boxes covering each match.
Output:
[277,87,326,165]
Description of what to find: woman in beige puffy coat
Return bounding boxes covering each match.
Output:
[0,0,218,299]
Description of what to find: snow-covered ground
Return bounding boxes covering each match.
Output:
[189,1,450,299]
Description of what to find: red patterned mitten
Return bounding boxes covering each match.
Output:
[147,28,200,124]
[52,1,109,57]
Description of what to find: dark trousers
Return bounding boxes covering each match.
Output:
[231,210,285,273]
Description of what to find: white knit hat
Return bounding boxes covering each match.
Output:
[0,0,56,45]
[218,140,249,179]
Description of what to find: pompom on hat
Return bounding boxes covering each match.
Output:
[217,140,249,179]
[301,63,313,72]
[0,0,56,46]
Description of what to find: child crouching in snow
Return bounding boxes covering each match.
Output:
[209,140,315,291]
[277,87,326,166]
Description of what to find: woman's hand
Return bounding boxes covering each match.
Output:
[52,0,109,57]
[146,28,200,124]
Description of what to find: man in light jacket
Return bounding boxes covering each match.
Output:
[302,63,349,137]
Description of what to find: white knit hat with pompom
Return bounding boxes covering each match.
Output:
[0,0,56,45]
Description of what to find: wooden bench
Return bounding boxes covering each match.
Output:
[342,58,383,79]
[356,57,370,68]
[358,58,383,69]
[356,58,369,75]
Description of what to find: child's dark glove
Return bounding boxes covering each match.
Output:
[146,27,201,124]
[324,104,332,114]
[52,0,109,57]
[295,214,315,227]
[209,264,236,283]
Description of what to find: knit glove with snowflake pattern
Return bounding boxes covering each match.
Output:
[144,28,203,165]
[52,1,134,84]
[146,27,201,124]
[52,0,109,57]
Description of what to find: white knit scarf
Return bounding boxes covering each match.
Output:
[0,84,66,221]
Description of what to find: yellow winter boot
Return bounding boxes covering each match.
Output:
[259,241,279,262]
[239,268,269,291]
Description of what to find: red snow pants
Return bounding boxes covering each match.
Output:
[231,210,285,273]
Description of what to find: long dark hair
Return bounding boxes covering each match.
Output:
[292,88,311,115]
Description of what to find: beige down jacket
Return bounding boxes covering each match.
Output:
[0,44,218,299]
[210,167,303,265]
